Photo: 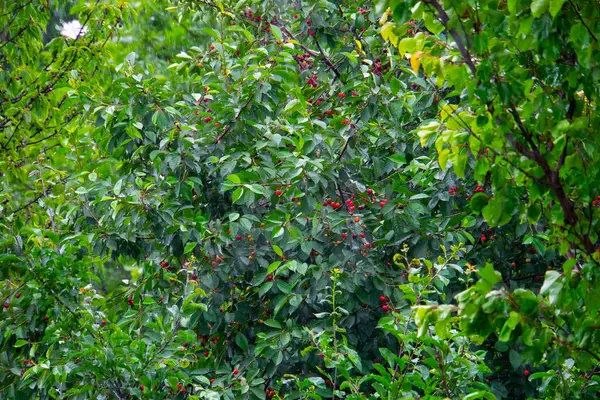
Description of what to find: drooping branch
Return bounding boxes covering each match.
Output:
[567,0,598,44]
[422,0,477,75]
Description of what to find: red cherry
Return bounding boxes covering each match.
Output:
[382,305,390,311]
[140,385,144,391]
[326,110,332,115]
[204,116,212,122]
[408,29,414,34]
[15,292,22,299]
[236,235,242,240]
[524,369,530,376]
[379,295,387,302]
[367,189,373,195]
[101,320,107,326]
[210,378,215,384]
[294,14,298,19]
[210,45,215,50]
[360,233,365,238]
[275,189,282,196]
[308,29,315,36]
[338,93,346,98]
[233,368,239,375]
[318,353,325,358]
[379,201,385,207]
[341,233,347,239]
[480,234,487,242]
[3,303,9,309]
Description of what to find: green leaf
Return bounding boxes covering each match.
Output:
[479,263,501,285]
[263,319,281,329]
[183,242,196,254]
[14,340,28,348]
[499,311,521,342]
[549,0,567,17]
[531,0,549,17]
[272,244,283,257]
[232,187,244,203]
[227,174,241,184]
[235,332,249,351]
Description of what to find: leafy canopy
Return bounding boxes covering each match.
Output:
[1,0,600,399]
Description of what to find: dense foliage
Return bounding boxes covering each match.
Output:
[1,0,600,399]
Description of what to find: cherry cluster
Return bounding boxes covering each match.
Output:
[306,74,318,87]
[296,53,314,71]
[159,260,172,271]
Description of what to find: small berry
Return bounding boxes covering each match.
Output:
[233,368,239,375]
[236,235,242,240]
[382,305,390,311]
[379,201,385,207]
[318,353,325,358]
[379,295,387,302]
[294,14,298,19]
[210,45,215,50]
[101,320,107,326]
[275,189,282,196]
[326,110,332,115]
[204,116,212,123]
[524,369,530,376]
[367,189,373,195]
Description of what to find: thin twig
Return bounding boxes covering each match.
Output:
[567,0,598,43]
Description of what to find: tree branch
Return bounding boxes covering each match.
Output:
[423,0,477,75]
[568,0,598,44]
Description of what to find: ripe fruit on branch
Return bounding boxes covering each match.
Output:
[382,305,389,311]
[275,189,282,196]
